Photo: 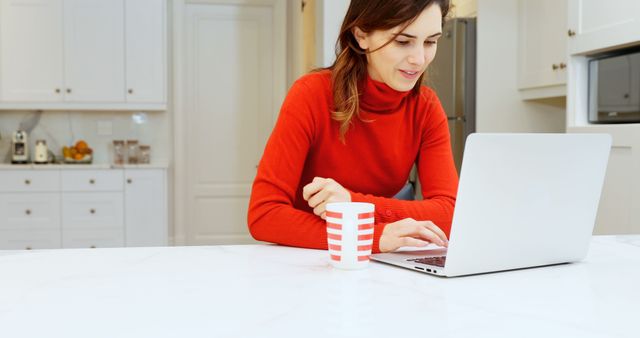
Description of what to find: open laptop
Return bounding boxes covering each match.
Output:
[371,133,612,277]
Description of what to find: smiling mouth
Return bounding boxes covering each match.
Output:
[400,70,419,75]
[399,69,421,79]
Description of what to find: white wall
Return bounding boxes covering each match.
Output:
[476,0,565,133]
[315,0,349,67]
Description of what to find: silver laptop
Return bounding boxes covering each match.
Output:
[371,133,612,277]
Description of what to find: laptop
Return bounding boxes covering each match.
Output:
[371,133,612,277]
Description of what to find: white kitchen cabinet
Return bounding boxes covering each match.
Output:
[124,169,168,247]
[517,0,568,99]
[0,167,168,250]
[567,0,640,55]
[0,0,64,102]
[0,0,167,110]
[125,0,167,103]
[63,0,125,102]
[61,192,125,248]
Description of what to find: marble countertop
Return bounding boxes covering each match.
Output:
[0,235,638,338]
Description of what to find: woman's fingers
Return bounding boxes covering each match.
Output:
[423,221,448,243]
[302,177,326,201]
[307,188,329,208]
[401,237,430,248]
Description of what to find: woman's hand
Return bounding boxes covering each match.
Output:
[302,177,351,219]
[379,218,449,253]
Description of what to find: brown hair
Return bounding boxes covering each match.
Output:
[329,0,450,141]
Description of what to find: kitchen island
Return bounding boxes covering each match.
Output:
[0,236,638,338]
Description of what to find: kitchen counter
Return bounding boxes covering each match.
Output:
[0,236,638,338]
[0,163,169,170]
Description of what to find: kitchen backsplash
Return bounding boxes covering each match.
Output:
[0,111,170,165]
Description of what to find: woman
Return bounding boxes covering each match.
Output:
[248,0,457,253]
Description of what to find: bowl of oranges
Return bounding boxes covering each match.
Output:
[62,140,93,164]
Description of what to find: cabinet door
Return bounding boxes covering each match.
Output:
[0,0,64,102]
[63,0,125,102]
[124,169,167,246]
[518,0,567,90]
[61,192,125,248]
[568,0,640,54]
[125,0,166,103]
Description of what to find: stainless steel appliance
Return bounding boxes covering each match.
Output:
[11,130,29,164]
[589,50,640,123]
[425,17,476,173]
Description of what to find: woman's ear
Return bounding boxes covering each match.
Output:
[353,27,369,50]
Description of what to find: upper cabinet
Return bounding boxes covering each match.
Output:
[517,0,568,100]
[64,0,125,103]
[0,0,167,111]
[125,0,166,103]
[567,0,640,55]
[0,0,65,102]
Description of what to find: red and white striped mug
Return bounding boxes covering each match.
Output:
[325,202,375,270]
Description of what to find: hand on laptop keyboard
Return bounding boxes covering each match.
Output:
[379,218,449,253]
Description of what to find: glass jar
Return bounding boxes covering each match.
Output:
[112,140,125,165]
[126,140,139,164]
[138,145,151,164]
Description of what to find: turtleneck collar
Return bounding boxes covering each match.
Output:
[359,73,413,114]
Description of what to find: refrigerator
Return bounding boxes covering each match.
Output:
[425,17,476,174]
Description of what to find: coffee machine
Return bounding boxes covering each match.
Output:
[11,130,29,164]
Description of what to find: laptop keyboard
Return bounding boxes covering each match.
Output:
[407,256,446,267]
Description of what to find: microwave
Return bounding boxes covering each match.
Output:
[588,50,640,123]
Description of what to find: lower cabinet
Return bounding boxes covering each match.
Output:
[0,168,168,250]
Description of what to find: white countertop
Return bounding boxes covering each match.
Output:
[0,236,638,338]
[0,163,169,170]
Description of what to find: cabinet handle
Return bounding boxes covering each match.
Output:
[25,209,31,215]
[89,179,95,184]
[559,62,566,69]
[55,88,61,94]
[128,89,134,94]
[552,64,559,70]
[90,245,96,249]
[26,246,32,250]
[24,179,31,185]
[90,208,96,214]
[568,29,576,37]
[127,178,132,184]
[66,88,72,94]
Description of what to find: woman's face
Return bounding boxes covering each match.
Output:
[354,4,443,92]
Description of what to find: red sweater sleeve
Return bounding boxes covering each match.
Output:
[349,89,458,237]
[247,79,335,251]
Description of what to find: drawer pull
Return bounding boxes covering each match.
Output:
[90,208,96,214]
[26,246,32,250]
[127,178,132,184]
[24,179,31,185]
[90,245,96,249]
[25,209,31,215]
[89,179,96,185]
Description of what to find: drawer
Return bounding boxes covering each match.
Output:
[62,192,124,229]
[0,229,61,250]
[0,193,61,230]
[0,170,60,192]
[62,228,124,248]
[61,170,123,192]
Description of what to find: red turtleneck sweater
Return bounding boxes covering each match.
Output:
[248,70,458,253]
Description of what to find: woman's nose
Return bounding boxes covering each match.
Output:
[407,46,426,66]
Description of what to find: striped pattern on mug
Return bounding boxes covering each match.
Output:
[326,211,374,262]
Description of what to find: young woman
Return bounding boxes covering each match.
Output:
[248,0,457,253]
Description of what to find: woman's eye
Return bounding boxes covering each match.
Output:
[395,40,410,46]
[425,40,437,46]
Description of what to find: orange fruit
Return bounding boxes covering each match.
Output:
[75,140,88,151]
[73,153,84,160]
